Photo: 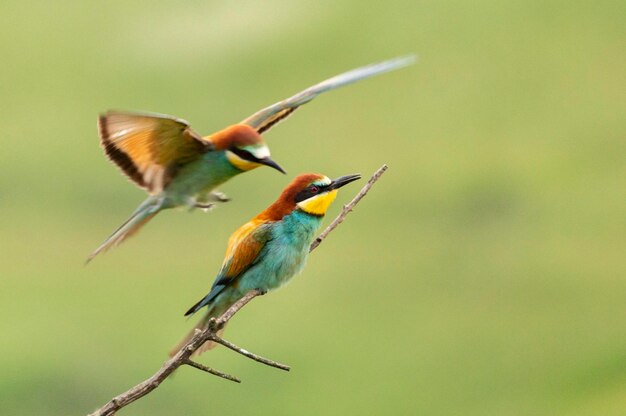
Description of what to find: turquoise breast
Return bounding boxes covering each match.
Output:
[238,210,323,293]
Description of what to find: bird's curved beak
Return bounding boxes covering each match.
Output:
[259,157,286,174]
[330,174,361,190]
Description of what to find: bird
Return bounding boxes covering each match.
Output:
[171,172,361,355]
[87,55,413,263]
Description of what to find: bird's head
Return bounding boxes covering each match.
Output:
[257,173,361,220]
[209,124,285,174]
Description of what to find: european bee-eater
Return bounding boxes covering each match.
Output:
[172,172,361,355]
[87,55,413,262]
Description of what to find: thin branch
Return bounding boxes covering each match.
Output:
[212,289,264,329]
[87,292,264,416]
[309,164,388,252]
[88,164,389,416]
[183,359,240,383]
[211,336,291,371]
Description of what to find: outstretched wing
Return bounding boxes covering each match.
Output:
[98,111,214,193]
[184,220,274,316]
[240,55,416,134]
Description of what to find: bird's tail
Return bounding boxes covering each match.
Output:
[169,307,228,357]
[86,197,162,263]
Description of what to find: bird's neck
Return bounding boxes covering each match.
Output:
[281,209,324,243]
[255,197,296,221]
[196,151,245,180]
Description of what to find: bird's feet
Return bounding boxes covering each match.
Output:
[188,191,229,212]
[194,203,215,210]
[209,191,231,203]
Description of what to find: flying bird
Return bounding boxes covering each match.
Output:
[88,55,414,262]
[171,172,361,355]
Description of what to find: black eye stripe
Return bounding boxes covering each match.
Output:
[294,184,329,203]
[230,147,261,162]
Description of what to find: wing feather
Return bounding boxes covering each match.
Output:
[183,221,274,317]
[98,111,214,193]
[211,220,274,289]
[241,55,416,133]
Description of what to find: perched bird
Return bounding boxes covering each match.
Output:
[171,172,361,355]
[87,55,414,262]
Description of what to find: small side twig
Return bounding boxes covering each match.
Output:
[88,290,267,416]
[182,359,240,382]
[211,336,291,371]
[88,164,389,416]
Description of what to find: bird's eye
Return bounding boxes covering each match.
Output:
[242,150,255,159]
[310,185,319,193]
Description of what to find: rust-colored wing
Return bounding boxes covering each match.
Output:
[213,220,274,288]
[240,55,415,134]
[98,111,214,193]
[183,220,274,317]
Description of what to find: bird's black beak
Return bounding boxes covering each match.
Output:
[259,157,286,174]
[330,174,361,190]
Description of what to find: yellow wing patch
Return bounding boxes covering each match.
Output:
[99,111,213,193]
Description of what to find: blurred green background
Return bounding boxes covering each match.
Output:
[1,0,625,415]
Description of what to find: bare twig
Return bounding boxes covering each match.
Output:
[183,359,240,382]
[88,291,266,416]
[211,336,291,371]
[211,289,263,328]
[88,164,388,416]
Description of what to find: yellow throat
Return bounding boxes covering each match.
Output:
[226,150,260,171]
[296,190,338,216]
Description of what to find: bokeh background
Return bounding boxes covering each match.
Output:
[1,1,625,415]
